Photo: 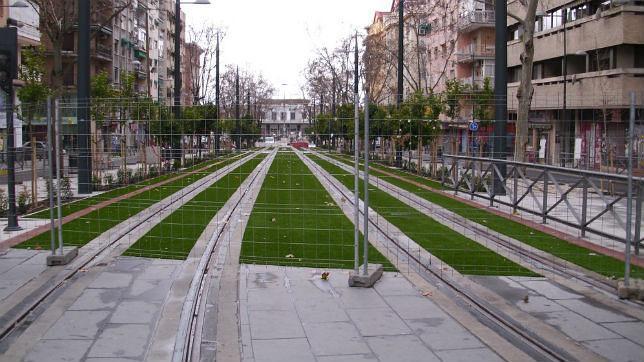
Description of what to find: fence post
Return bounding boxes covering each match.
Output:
[624,91,635,286]
[513,166,518,213]
[542,170,548,224]
[363,90,370,276]
[55,98,64,255]
[634,181,642,255]
[47,97,56,255]
[581,177,588,238]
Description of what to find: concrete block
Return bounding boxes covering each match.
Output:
[617,279,644,301]
[46,247,78,266]
[348,264,383,288]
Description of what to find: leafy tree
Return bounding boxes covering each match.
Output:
[17,46,50,205]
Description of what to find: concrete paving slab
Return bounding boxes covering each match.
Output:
[603,321,644,346]
[514,295,568,313]
[88,324,151,358]
[338,287,390,309]
[365,334,439,362]
[247,287,294,311]
[373,274,421,296]
[295,300,349,323]
[248,310,306,339]
[302,321,370,356]
[316,354,377,362]
[582,338,644,362]
[89,272,133,289]
[42,310,110,340]
[407,318,484,351]
[556,299,635,323]
[434,347,504,362]
[383,295,447,320]
[2,263,47,282]
[126,278,173,301]
[137,264,178,280]
[544,310,621,341]
[24,339,93,362]
[252,338,315,362]
[85,358,139,362]
[68,288,123,311]
[0,255,27,273]
[518,280,584,300]
[347,308,411,336]
[109,300,159,324]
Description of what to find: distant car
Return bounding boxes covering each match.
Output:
[22,141,48,160]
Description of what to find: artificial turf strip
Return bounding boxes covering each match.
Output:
[329,153,644,279]
[123,155,266,260]
[29,153,242,219]
[16,154,248,250]
[239,152,394,271]
[309,155,536,277]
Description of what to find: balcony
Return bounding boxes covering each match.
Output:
[92,44,113,62]
[456,44,494,63]
[457,10,495,32]
[507,68,644,110]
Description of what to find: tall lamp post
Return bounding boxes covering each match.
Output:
[1,1,28,230]
[493,0,507,195]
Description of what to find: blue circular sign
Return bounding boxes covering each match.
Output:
[469,121,479,132]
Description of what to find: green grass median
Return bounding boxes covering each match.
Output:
[328,153,643,279]
[310,154,536,277]
[29,153,242,219]
[124,155,265,260]
[240,152,394,270]
[17,154,249,250]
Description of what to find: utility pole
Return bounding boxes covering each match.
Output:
[235,67,241,150]
[493,0,507,195]
[215,33,220,156]
[78,0,91,194]
[397,0,404,106]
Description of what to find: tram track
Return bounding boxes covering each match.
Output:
[321,152,629,295]
[301,149,577,362]
[173,148,276,362]
[0,151,263,344]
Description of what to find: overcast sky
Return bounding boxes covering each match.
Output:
[183,0,391,99]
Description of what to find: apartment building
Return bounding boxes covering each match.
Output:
[182,42,203,105]
[367,0,495,102]
[0,0,41,149]
[157,0,185,106]
[507,0,644,168]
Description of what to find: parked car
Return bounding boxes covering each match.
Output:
[22,141,48,161]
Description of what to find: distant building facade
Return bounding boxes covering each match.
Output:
[259,99,310,141]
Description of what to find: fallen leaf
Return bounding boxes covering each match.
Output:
[285,254,295,258]
[422,291,432,297]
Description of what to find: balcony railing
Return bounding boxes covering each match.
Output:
[92,44,113,61]
[461,76,494,89]
[457,10,495,31]
[456,44,495,63]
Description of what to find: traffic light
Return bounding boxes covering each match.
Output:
[0,27,17,94]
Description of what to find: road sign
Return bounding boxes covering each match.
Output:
[469,121,479,132]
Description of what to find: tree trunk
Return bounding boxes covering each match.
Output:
[51,43,64,93]
[417,135,422,175]
[514,0,539,162]
[30,115,37,207]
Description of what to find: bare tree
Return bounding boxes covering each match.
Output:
[187,25,224,104]
[27,0,133,94]
[508,0,540,162]
[218,65,274,120]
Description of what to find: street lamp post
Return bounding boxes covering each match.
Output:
[173,0,211,156]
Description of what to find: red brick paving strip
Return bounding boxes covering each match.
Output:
[0,157,238,251]
[373,166,644,268]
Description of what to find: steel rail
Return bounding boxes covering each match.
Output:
[303,151,572,362]
[0,151,261,343]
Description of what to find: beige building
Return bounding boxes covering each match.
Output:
[507,0,644,169]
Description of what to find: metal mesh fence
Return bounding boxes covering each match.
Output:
[0,94,642,283]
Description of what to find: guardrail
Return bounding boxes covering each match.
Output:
[441,154,643,252]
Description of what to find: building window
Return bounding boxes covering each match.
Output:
[290,112,296,120]
[114,67,120,83]
[280,112,286,121]
[271,112,277,121]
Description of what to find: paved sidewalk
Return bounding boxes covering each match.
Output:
[239,264,504,362]
[474,276,644,362]
[2,256,182,362]
[0,249,49,302]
